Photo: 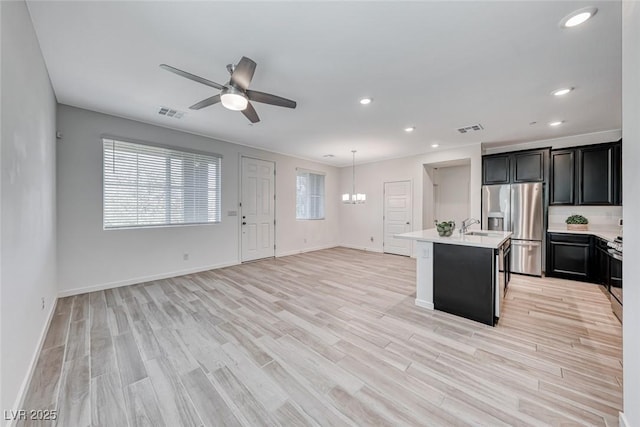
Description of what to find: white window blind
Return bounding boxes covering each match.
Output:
[296,170,325,220]
[103,138,221,229]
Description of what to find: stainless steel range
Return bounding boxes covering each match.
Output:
[607,236,622,321]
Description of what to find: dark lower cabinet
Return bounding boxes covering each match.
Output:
[547,233,592,281]
[433,243,495,325]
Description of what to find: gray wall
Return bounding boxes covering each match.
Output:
[56,105,340,295]
[1,0,58,416]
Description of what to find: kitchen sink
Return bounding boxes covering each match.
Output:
[464,231,504,237]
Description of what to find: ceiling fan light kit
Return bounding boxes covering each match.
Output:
[220,86,248,111]
[160,56,296,123]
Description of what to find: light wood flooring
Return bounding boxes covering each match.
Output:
[19,247,622,426]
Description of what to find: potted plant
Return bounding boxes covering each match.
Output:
[435,220,455,237]
[566,214,589,231]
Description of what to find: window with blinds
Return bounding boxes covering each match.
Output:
[103,138,221,229]
[296,170,325,220]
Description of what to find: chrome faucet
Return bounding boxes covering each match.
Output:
[460,218,481,234]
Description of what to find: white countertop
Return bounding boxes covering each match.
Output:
[395,228,512,249]
[547,224,621,243]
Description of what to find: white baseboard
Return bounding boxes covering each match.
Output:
[415,298,434,310]
[276,244,338,258]
[619,412,629,427]
[58,261,239,297]
[338,244,384,253]
[9,297,58,427]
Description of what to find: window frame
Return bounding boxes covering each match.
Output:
[296,168,326,221]
[102,136,223,230]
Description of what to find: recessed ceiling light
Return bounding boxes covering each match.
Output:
[431,144,440,148]
[560,7,597,28]
[323,154,335,158]
[552,87,574,96]
[549,121,564,127]
[359,97,372,105]
[404,127,415,133]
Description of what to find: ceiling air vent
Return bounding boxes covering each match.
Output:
[158,106,185,119]
[457,123,484,134]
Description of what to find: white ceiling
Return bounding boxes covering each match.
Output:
[26,1,622,166]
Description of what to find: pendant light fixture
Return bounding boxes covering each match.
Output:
[342,150,366,204]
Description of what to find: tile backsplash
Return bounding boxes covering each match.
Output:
[548,206,623,226]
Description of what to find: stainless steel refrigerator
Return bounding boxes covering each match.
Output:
[482,183,543,276]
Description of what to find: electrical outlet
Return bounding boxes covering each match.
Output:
[370,237,374,242]
[183,253,189,261]
[41,297,45,310]
[303,238,307,244]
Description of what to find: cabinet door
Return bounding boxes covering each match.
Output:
[614,142,622,205]
[512,149,547,183]
[550,150,575,205]
[595,244,610,286]
[433,243,495,326]
[547,233,592,281]
[578,145,615,205]
[482,154,510,185]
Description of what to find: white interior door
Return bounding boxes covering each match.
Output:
[383,180,412,256]
[241,157,275,262]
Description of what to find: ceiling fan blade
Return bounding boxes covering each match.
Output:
[230,56,257,90]
[189,94,221,110]
[242,102,260,123]
[246,90,297,109]
[159,64,224,90]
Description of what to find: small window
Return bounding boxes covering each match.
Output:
[296,169,325,220]
[103,138,221,229]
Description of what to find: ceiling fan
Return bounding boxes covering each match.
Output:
[160,57,296,123]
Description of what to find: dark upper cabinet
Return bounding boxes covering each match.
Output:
[512,150,546,182]
[482,148,548,185]
[614,142,623,205]
[550,150,575,205]
[482,154,510,185]
[578,144,615,205]
[550,140,622,206]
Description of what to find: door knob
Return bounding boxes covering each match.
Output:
[242,216,246,219]
[242,222,247,225]
[406,222,410,225]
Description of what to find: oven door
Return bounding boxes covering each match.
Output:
[608,250,622,322]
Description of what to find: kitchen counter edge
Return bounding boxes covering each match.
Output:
[395,229,512,249]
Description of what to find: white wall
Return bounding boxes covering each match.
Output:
[622,2,639,426]
[432,164,471,228]
[1,0,58,417]
[339,144,482,253]
[56,105,340,295]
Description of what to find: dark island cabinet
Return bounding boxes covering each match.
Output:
[547,233,592,281]
[550,140,622,206]
[482,148,549,185]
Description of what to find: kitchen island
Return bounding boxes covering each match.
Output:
[395,228,512,326]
